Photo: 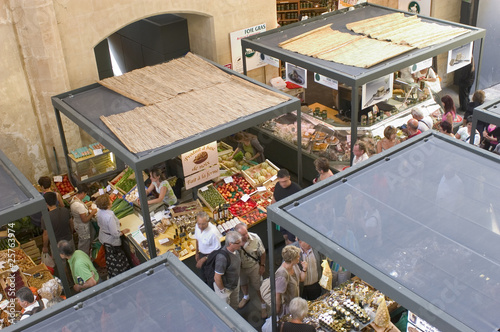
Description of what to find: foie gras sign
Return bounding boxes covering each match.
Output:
[182,142,219,189]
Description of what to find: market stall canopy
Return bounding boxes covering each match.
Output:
[242,4,485,86]
[15,252,256,331]
[53,54,299,168]
[268,132,500,332]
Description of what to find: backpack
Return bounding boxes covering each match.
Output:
[203,248,230,290]
[260,267,290,307]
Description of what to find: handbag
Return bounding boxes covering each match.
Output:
[424,69,441,93]
[41,253,55,268]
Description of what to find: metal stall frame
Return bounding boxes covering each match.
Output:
[470,97,500,146]
[242,3,485,173]
[52,56,301,259]
[266,131,500,332]
[7,251,257,331]
[0,150,71,296]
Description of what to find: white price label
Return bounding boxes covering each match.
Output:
[62,193,71,199]
[270,175,277,181]
[200,186,208,192]
[106,166,114,172]
[241,194,250,202]
[159,238,171,245]
[98,189,105,195]
[224,176,233,184]
[93,149,103,156]
[53,176,63,183]
[81,175,89,181]
[113,189,119,195]
[106,185,112,192]
[257,186,266,192]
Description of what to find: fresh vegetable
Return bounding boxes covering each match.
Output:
[115,168,136,193]
[54,175,74,196]
[233,151,244,161]
[111,198,134,219]
[199,185,226,209]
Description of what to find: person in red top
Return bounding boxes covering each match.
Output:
[406,118,422,139]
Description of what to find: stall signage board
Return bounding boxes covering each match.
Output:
[262,54,279,68]
[407,311,441,332]
[181,141,218,177]
[185,164,220,190]
[286,63,308,88]
[446,42,473,74]
[314,73,338,90]
[398,0,431,16]
[410,58,433,74]
[230,23,267,73]
[361,74,393,109]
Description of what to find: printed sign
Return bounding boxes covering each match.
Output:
[185,164,220,190]
[286,63,308,88]
[261,54,280,68]
[410,58,433,74]
[399,0,431,16]
[447,42,473,74]
[407,311,441,332]
[230,23,267,73]
[181,142,218,177]
[314,73,338,90]
[361,74,393,109]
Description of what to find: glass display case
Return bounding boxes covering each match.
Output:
[69,149,122,183]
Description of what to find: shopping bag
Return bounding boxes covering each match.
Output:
[425,78,441,93]
[319,259,333,291]
[41,253,55,268]
[94,245,106,268]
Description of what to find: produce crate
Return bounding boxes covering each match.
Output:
[0,269,28,299]
[109,168,148,195]
[213,178,244,204]
[0,233,20,251]
[24,263,53,289]
[123,185,140,207]
[217,141,233,157]
[53,173,76,199]
[228,198,257,217]
[242,159,280,188]
[21,241,41,265]
[250,190,273,209]
[197,184,226,211]
[238,207,267,225]
[170,200,203,217]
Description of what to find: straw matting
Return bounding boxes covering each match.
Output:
[99,53,290,153]
[279,28,414,68]
[346,13,469,49]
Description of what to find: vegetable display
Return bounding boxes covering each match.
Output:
[114,168,136,193]
[111,198,134,219]
[198,185,226,209]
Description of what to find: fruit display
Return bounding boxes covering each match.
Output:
[232,174,253,195]
[198,185,226,210]
[251,191,273,208]
[215,181,243,204]
[54,174,75,196]
[218,154,255,172]
[0,249,35,273]
[243,160,279,187]
[0,238,18,251]
[4,267,26,299]
[89,142,106,151]
[114,167,136,193]
[229,199,257,217]
[110,198,134,219]
[124,186,139,204]
[239,207,267,225]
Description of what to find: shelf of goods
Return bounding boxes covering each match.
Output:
[257,95,441,173]
[108,167,148,195]
[68,146,118,183]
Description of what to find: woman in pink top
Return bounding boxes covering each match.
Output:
[441,95,456,126]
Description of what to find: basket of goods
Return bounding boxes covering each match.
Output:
[0,266,28,299]
[242,160,279,187]
[214,180,243,204]
[24,264,53,290]
[170,200,203,217]
[197,185,226,210]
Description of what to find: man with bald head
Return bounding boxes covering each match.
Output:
[411,108,433,132]
[406,118,422,139]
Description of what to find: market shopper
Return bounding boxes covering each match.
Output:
[213,231,243,310]
[234,223,267,317]
[463,90,485,120]
[279,297,316,332]
[275,245,306,317]
[42,192,74,254]
[411,108,433,133]
[352,141,369,165]
[30,176,64,228]
[195,211,222,284]
[295,239,322,301]
[58,240,99,293]
[16,287,47,321]
[457,56,475,112]
[482,124,498,151]
[95,194,131,278]
[438,121,454,138]
[455,116,480,145]
[143,167,177,207]
[406,119,422,139]
[376,126,399,153]
[441,95,457,126]
[231,131,265,163]
[70,184,96,256]
[271,169,302,244]
[313,157,334,183]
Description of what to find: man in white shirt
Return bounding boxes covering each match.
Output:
[296,240,322,300]
[352,141,369,166]
[411,108,433,132]
[234,223,267,318]
[16,287,48,320]
[194,211,222,284]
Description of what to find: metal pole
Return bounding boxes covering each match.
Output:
[243,46,248,76]
[297,108,302,186]
[267,217,277,332]
[41,209,72,296]
[134,167,157,259]
[475,37,484,91]
[54,108,73,184]
[350,85,360,166]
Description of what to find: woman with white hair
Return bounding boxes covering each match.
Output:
[280,297,316,331]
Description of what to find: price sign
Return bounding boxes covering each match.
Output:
[81,175,89,181]
[106,166,114,172]
[53,176,63,183]
[270,175,277,181]
[93,149,103,156]
[200,186,208,192]
[224,176,234,184]
[241,194,250,202]
[106,185,112,192]
[113,189,119,195]
[257,186,266,192]
[62,194,71,199]
[98,189,105,195]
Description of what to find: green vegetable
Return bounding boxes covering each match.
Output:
[115,168,137,192]
[199,185,226,209]
[233,151,244,161]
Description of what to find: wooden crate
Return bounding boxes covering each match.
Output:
[218,141,233,157]
[241,159,280,188]
[21,240,41,265]
[170,200,203,217]
[0,269,28,299]
[197,184,226,211]
[109,168,148,195]
[24,263,54,289]
[53,173,76,200]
